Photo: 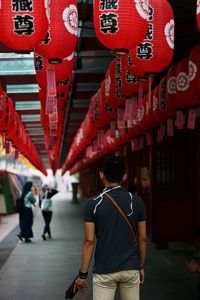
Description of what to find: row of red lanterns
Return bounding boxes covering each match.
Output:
[0,86,47,175]
[62,0,199,174]
[62,43,200,175]
[0,0,78,63]
[0,0,78,173]
[63,0,200,172]
[34,51,74,172]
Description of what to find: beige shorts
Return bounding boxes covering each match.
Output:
[93,269,140,300]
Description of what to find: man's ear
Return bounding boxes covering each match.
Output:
[122,173,127,182]
[99,171,104,181]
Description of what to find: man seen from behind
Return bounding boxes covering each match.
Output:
[75,155,147,300]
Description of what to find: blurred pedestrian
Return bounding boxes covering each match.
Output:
[39,184,48,208]
[17,181,36,243]
[40,186,58,240]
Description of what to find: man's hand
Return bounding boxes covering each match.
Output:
[186,260,200,273]
[74,277,88,292]
[140,269,145,283]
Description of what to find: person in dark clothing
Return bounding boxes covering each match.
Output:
[40,186,57,240]
[74,155,147,300]
[39,184,48,209]
[17,181,36,243]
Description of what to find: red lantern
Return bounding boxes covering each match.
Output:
[129,0,174,77]
[1,97,15,132]
[0,0,48,51]
[157,75,175,118]
[151,80,168,125]
[87,91,102,133]
[13,121,24,151]
[36,0,78,63]
[134,92,150,131]
[72,123,91,159]
[93,0,149,54]
[124,97,145,139]
[117,127,133,146]
[188,44,200,105]
[119,55,150,97]
[176,57,191,109]
[118,56,140,96]
[97,81,116,127]
[6,111,19,142]
[166,63,177,117]
[103,129,121,152]
[11,116,26,150]
[197,0,200,31]
[34,51,75,87]
[0,90,7,129]
[105,60,126,110]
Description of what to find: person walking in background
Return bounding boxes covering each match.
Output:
[74,155,147,300]
[40,186,58,240]
[39,184,48,209]
[17,181,36,243]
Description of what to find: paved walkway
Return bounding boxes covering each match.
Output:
[0,192,199,300]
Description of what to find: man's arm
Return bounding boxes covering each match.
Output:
[187,260,200,272]
[81,222,95,272]
[75,222,95,289]
[137,220,147,283]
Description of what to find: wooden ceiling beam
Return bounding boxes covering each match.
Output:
[74,72,105,82]
[0,75,36,85]
[8,93,39,101]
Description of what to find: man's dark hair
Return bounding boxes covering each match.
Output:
[101,155,126,182]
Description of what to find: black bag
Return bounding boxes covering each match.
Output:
[65,276,78,299]
[15,196,24,213]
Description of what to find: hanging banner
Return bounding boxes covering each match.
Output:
[5,141,11,154]
[157,125,166,143]
[124,98,134,122]
[49,111,58,130]
[46,95,57,115]
[2,132,6,148]
[139,136,144,149]
[47,64,57,97]
[86,145,93,158]
[110,121,116,138]
[14,149,19,160]
[0,94,3,110]
[176,110,184,130]
[97,130,104,150]
[117,107,125,129]
[146,132,152,146]
[167,118,174,136]
[187,108,196,129]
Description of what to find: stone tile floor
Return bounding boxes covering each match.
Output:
[0,192,199,300]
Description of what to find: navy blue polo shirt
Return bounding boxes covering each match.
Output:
[84,186,146,274]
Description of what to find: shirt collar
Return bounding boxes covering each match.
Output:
[103,185,121,192]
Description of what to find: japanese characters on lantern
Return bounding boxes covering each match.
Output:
[0,0,48,51]
[94,0,149,54]
[36,0,78,63]
[129,0,174,77]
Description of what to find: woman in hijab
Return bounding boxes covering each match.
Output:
[17,181,36,243]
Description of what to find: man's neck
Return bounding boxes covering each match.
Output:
[104,182,121,188]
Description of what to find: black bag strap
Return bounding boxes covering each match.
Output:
[104,192,138,246]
